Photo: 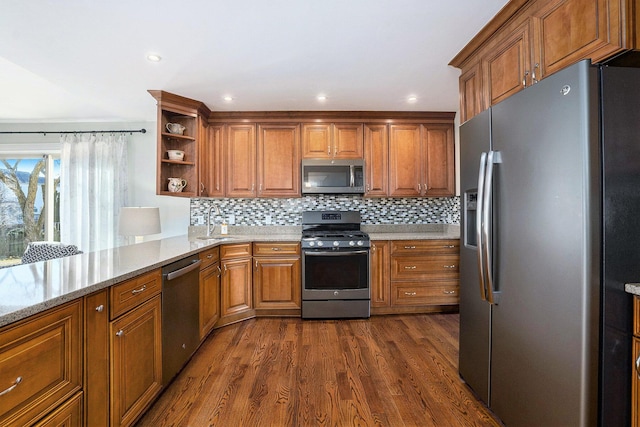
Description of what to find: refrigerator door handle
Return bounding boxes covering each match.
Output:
[476,152,488,301]
[483,150,502,304]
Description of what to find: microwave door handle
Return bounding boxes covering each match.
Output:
[349,165,355,187]
[476,152,488,301]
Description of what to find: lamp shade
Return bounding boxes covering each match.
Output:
[118,207,161,236]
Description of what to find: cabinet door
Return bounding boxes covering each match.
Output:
[364,124,388,196]
[458,61,485,123]
[199,124,225,197]
[84,290,109,427]
[33,392,83,427]
[200,262,221,341]
[254,257,301,310]
[483,19,532,106]
[532,0,625,78]
[370,241,390,308]
[257,124,300,197]
[422,124,455,196]
[110,296,162,427]
[389,124,422,197]
[332,123,363,159]
[226,124,256,197]
[220,258,253,317]
[0,301,82,427]
[302,124,332,158]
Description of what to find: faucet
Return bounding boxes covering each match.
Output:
[207,205,221,237]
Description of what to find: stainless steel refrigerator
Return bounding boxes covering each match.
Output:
[459,59,640,426]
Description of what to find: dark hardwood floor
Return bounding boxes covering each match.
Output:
[136,313,501,427]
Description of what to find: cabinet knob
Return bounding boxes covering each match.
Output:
[115,330,124,337]
[95,304,104,312]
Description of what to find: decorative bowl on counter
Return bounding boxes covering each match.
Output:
[167,150,185,161]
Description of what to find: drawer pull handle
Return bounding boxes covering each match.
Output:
[116,330,124,337]
[443,265,457,269]
[444,245,455,248]
[404,266,417,270]
[443,290,457,295]
[404,292,417,296]
[207,254,214,259]
[404,245,416,249]
[131,285,147,295]
[271,247,282,251]
[95,304,104,312]
[636,354,640,379]
[0,377,22,397]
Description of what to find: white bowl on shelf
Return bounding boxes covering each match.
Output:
[167,150,185,161]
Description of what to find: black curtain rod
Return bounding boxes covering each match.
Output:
[0,128,146,135]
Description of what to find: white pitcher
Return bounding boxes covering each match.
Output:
[167,177,187,192]
[165,123,186,135]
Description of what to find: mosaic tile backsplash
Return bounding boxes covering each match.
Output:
[190,196,460,226]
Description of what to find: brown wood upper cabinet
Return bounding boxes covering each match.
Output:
[389,123,455,197]
[199,124,225,197]
[302,123,363,159]
[450,0,638,123]
[364,124,389,197]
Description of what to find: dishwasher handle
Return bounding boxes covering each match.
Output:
[165,259,201,281]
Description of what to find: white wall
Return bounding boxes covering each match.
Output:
[0,121,190,239]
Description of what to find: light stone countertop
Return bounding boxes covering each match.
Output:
[0,224,459,328]
[625,283,640,296]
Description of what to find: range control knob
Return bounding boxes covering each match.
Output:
[349,241,356,246]
[317,241,324,247]
[308,241,315,247]
[357,241,364,246]
[333,241,340,247]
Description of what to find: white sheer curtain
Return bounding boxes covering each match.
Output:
[60,133,128,252]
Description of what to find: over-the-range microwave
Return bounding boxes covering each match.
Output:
[301,159,365,194]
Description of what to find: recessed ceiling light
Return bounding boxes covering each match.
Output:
[146,54,162,62]
[223,96,234,102]
[317,95,327,102]
[407,95,418,103]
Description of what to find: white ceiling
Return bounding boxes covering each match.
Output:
[0,0,507,123]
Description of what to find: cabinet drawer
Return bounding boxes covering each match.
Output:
[0,301,82,427]
[392,282,459,306]
[199,246,220,269]
[253,242,300,256]
[391,255,459,280]
[33,391,83,427]
[110,269,162,320]
[220,243,252,259]
[391,239,459,255]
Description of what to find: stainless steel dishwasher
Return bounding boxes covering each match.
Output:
[162,254,201,385]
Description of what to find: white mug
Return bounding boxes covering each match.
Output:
[168,177,187,192]
[166,123,186,135]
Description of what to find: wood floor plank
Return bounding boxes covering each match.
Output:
[135,313,502,427]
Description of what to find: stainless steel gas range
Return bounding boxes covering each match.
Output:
[301,211,370,319]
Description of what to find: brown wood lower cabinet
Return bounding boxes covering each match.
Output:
[218,243,254,326]
[33,391,83,427]
[372,239,460,314]
[632,296,640,426]
[110,295,163,427]
[199,247,221,341]
[253,242,301,316]
[0,300,82,427]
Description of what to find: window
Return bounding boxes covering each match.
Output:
[0,155,60,266]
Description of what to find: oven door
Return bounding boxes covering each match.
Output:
[302,249,370,300]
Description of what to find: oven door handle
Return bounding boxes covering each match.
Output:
[304,250,369,256]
